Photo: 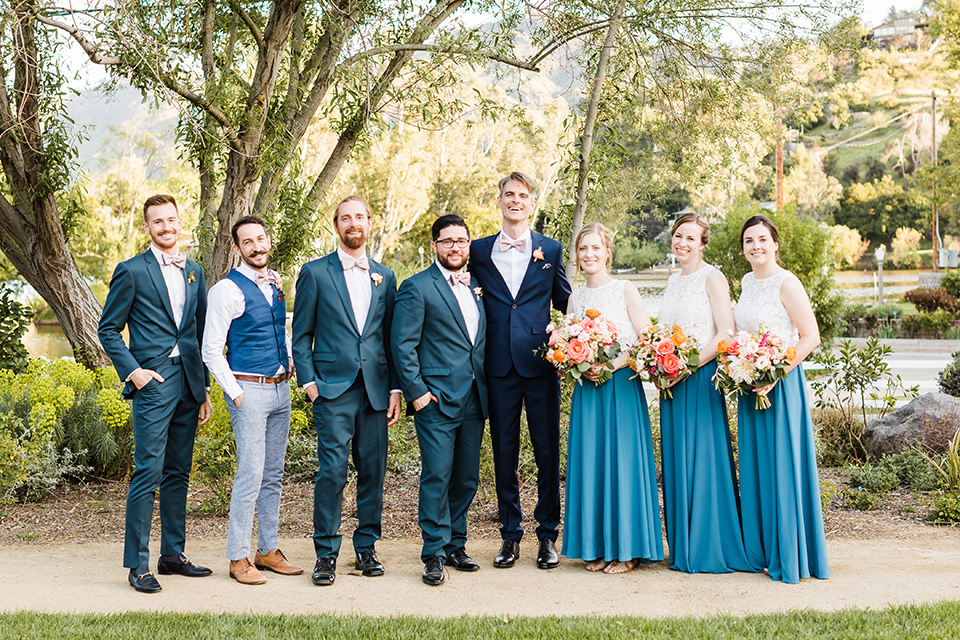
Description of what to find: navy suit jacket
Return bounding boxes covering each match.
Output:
[98,249,209,403]
[291,252,398,412]
[391,264,488,420]
[468,232,571,378]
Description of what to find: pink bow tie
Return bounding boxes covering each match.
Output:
[257,270,282,288]
[340,254,369,271]
[449,272,471,287]
[162,254,186,269]
[499,236,527,252]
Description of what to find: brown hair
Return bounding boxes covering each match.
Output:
[574,223,614,271]
[332,195,372,223]
[142,194,178,220]
[740,214,782,264]
[231,215,267,246]
[670,212,710,246]
[497,171,538,199]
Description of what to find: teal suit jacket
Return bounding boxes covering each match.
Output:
[391,264,488,420]
[291,252,398,411]
[98,249,209,402]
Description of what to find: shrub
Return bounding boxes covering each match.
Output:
[903,288,960,313]
[890,227,923,268]
[612,236,666,270]
[941,272,960,299]
[829,224,867,268]
[842,487,883,510]
[881,449,940,492]
[901,310,959,335]
[929,490,960,523]
[814,407,867,466]
[939,351,960,398]
[842,303,877,332]
[0,287,33,374]
[849,463,898,494]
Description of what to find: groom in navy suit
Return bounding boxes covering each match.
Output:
[292,195,401,586]
[98,194,213,593]
[469,172,572,570]
[392,214,487,586]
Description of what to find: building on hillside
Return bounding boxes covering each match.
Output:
[867,15,929,49]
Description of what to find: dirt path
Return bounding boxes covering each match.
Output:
[2,532,960,617]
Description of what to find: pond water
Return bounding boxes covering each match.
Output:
[20,269,929,359]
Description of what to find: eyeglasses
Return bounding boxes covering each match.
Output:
[435,238,471,248]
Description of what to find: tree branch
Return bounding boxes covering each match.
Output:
[227,0,265,50]
[340,43,540,72]
[32,12,121,65]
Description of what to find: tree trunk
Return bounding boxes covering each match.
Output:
[565,0,626,277]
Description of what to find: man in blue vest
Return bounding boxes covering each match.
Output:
[392,214,487,586]
[202,215,303,585]
[292,196,401,586]
[99,194,213,593]
[469,172,572,570]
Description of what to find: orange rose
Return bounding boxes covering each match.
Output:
[553,349,567,362]
[585,308,601,320]
[726,341,740,356]
[566,339,591,364]
[655,337,675,357]
[786,346,797,362]
[717,339,730,354]
[661,353,681,377]
[671,326,687,347]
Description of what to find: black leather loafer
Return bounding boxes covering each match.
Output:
[422,556,445,586]
[312,557,336,586]
[355,549,384,577]
[128,569,162,593]
[537,538,560,569]
[446,547,479,572]
[157,553,213,577]
[493,539,520,568]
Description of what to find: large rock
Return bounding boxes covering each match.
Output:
[864,393,960,458]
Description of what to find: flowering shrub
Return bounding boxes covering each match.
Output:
[903,288,960,313]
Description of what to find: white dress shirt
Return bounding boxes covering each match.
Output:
[436,262,480,344]
[202,262,292,401]
[338,246,373,334]
[490,228,533,300]
[150,244,185,358]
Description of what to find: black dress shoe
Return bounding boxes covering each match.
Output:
[128,569,162,593]
[157,553,213,577]
[445,547,480,572]
[312,557,336,586]
[493,539,520,568]
[422,556,445,586]
[355,549,384,577]
[537,538,560,569]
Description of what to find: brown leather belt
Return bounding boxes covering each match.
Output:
[235,373,291,384]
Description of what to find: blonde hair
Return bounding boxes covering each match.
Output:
[574,223,614,271]
[670,212,710,245]
[332,195,372,222]
[497,172,538,199]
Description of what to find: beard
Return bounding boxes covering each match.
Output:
[241,249,269,269]
[338,226,367,250]
[438,251,467,271]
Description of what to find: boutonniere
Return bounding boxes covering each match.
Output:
[187,270,196,284]
[533,247,544,262]
[542,263,552,270]
[371,272,383,286]
[473,286,483,298]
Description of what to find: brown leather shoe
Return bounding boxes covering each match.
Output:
[254,548,304,575]
[229,557,266,585]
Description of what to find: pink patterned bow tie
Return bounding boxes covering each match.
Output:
[162,254,186,269]
[257,270,282,288]
[499,236,527,252]
[340,254,369,271]
[449,272,471,287]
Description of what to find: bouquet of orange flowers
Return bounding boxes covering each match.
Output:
[712,326,797,410]
[630,324,700,399]
[541,308,620,385]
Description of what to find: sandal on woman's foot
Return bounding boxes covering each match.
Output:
[603,559,639,574]
[585,559,609,572]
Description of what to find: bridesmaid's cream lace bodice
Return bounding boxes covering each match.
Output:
[734,270,800,347]
[657,265,716,347]
[570,279,638,351]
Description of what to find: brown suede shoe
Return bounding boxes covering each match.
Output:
[229,557,266,585]
[254,548,304,575]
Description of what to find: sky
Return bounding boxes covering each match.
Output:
[861,0,925,27]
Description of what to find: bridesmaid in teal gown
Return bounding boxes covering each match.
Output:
[734,215,830,584]
[561,223,663,574]
[657,213,755,574]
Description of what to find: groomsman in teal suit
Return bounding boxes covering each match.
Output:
[98,194,213,593]
[392,214,488,586]
[292,196,401,586]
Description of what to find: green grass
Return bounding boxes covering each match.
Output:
[3,602,960,639]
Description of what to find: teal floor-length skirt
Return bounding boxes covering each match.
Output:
[660,361,756,574]
[562,368,663,563]
[738,364,830,583]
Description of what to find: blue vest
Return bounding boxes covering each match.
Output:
[224,270,288,376]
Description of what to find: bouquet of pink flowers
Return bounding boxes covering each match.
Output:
[541,308,620,385]
[630,324,700,400]
[712,326,797,410]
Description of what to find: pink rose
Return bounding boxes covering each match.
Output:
[567,339,591,364]
[661,353,681,376]
[656,338,675,357]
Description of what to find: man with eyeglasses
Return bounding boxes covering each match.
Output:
[392,214,488,586]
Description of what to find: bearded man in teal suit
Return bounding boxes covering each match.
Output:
[392,214,488,586]
[98,194,213,593]
[292,195,401,587]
